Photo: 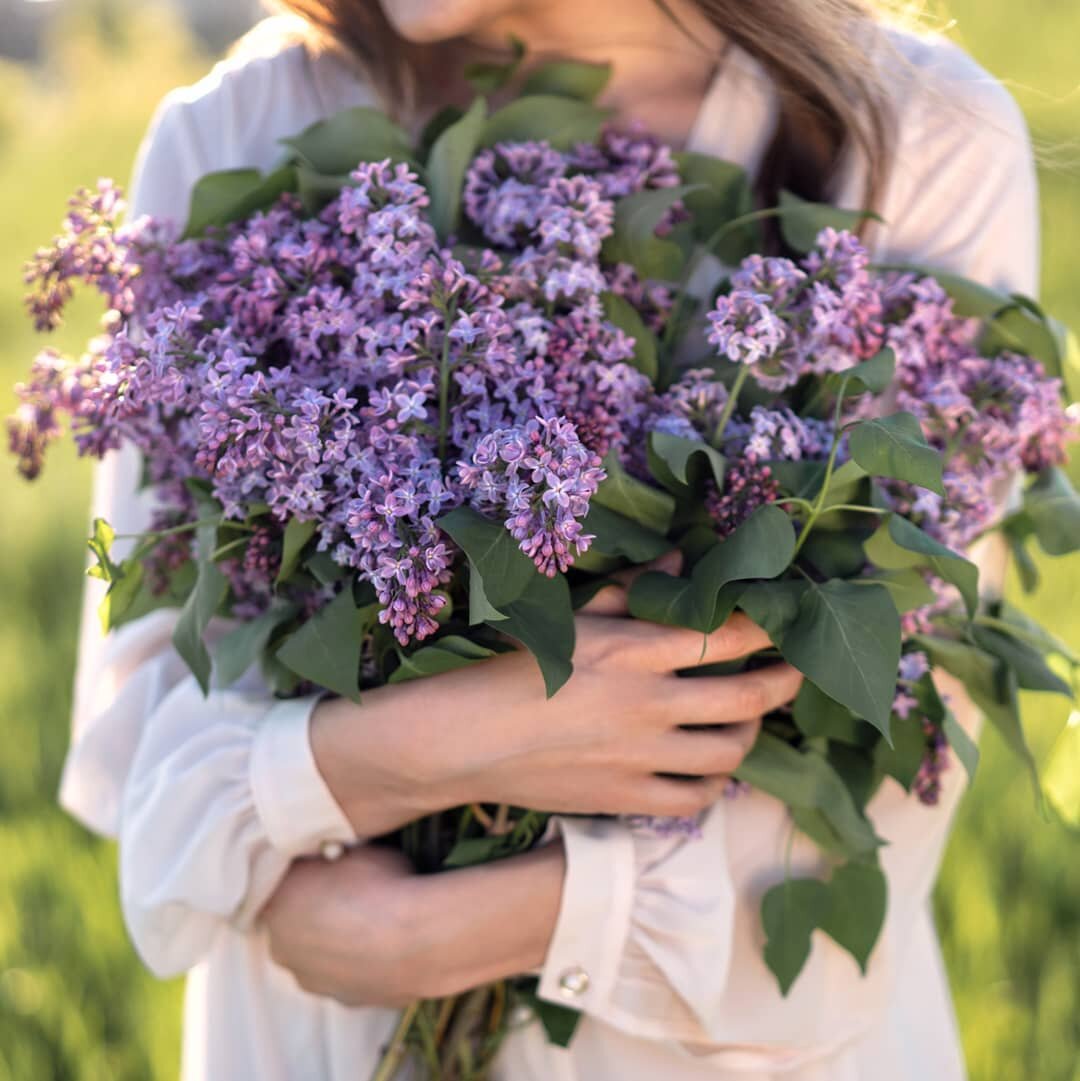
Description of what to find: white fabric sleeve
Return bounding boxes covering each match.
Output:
[539,38,1038,1052]
[59,59,367,979]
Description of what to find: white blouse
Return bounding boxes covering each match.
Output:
[60,22,1038,1081]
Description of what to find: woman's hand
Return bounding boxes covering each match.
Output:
[262,843,566,1007]
[311,563,802,838]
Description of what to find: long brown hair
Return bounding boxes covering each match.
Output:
[266,0,918,214]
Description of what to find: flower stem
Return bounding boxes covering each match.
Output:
[791,375,851,559]
[370,1002,421,1081]
[711,364,750,447]
[438,299,458,463]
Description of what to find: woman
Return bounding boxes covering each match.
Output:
[60,0,1037,1078]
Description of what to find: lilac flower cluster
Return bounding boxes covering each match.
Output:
[702,229,1077,550]
[877,275,1076,548]
[705,229,887,392]
[12,135,682,642]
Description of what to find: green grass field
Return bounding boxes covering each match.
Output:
[0,4,1076,1078]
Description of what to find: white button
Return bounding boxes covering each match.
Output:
[558,966,590,999]
[320,840,345,862]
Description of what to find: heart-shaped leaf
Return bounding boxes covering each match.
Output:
[819,862,887,974]
[280,106,415,174]
[848,412,945,495]
[275,589,374,703]
[601,184,704,281]
[491,572,576,697]
[761,877,830,995]
[864,514,978,618]
[777,190,881,253]
[646,430,727,494]
[600,291,659,381]
[779,580,901,737]
[426,96,487,240]
[1021,467,1080,556]
[184,166,296,238]
[592,451,675,535]
[481,95,608,150]
[521,59,611,101]
[438,506,537,618]
[584,503,671,563]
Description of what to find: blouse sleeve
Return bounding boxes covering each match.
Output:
[537,36,1038,1055]
[59,55,365,979]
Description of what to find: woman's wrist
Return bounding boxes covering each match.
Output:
[407,840,567,1000]
[309,687,463,838]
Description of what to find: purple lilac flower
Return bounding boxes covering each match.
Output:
[459,415,606,576]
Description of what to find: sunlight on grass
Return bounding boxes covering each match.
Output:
[0,2,1075,1078]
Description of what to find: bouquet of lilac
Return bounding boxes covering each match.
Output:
[10,53,1080,1079]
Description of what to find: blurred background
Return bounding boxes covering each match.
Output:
[0,1,1076,1078]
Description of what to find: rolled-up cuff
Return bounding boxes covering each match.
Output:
[538,816,636,1013]
[250,695,356,857]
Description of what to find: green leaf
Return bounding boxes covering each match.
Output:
[481,96,608,150]
[86,518,120,582]
[673,152,756,258]
[943,709,980,785]
[991,602,1079,665]
[183,166,296,238]
[600,184,703,281]
[280,106,415,174]
[583,503,671,562]
[172,559,227,695]
[761,877,830,995]
[874,714,927,790]
[819,862,887,974]
[592,451,675,534]
[533,998,583,1048]
[779,581,901,737]
[857,568,937,614]
[438,506,537,617]
[799,530,869,581]
[1021,468,1080,556]
[275,589,374,703]
[600,291,658,381]
[628,504,795,632]
[915,634,1038,793]
[463,35,525,93]
[848,412,945,496]
[864,514,979,618]
[980,301,1061,372]
[521,59,611,101]
[1049,318,1080,403]
[418,105,465,155]
[830,348,896,396]
[277,518,317,585]
[736,732,880,858]
[777,190,880,253]
[99,559,147,631]
[646,431,726,494]
[492,572,576,697]
[213,602,299,688]
[972,626,1073,696]
[1044,713,1080,830]
[389,637,497,684]
[569,577,617,611]
[792,679,861,743]
[426,96,487,240]
[737,580,808,640]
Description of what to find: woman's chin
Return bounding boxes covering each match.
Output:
[378,0,526,43]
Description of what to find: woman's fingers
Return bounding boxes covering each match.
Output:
[615,611,775,671]
[579,550,685,617]
[667,663,803,726]
[647,719,762,776]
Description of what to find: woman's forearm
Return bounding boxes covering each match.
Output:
[409,840,567,999]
